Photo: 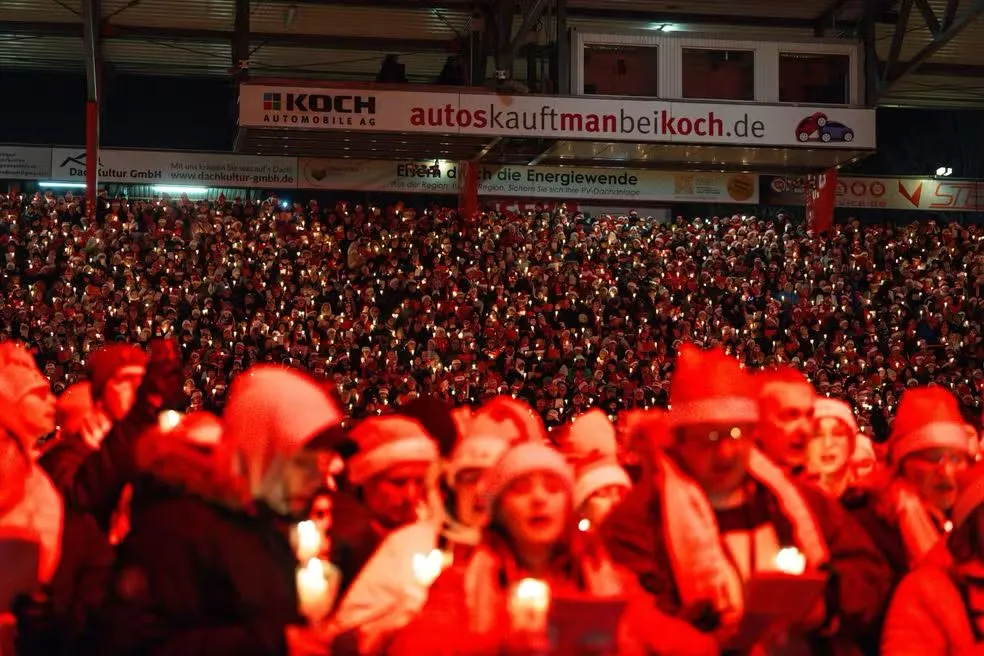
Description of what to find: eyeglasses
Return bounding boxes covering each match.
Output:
[911,452,968,469]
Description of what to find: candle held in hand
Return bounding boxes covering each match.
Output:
[295,520,323,562]
[158,410,183,432]
[508,578,551,632]
[775,547,806,575]
[296,558,332,623]
[411,549,445,586]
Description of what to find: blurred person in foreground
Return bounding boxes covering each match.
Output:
[0,341,113,656]
[330,414,440,597]
[101,365,347,656]
[602,343,891,654]
[806,398,864,499]
[325,398,520,654]
[881,462,984,655]
[844,386,973,586]
[389,441,717,656]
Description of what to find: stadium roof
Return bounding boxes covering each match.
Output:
[2,0,983,108]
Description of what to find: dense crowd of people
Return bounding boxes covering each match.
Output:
[1,189,984,656]
[2,191,982,440]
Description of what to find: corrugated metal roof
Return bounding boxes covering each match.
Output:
[249,3,470,40]
[0,34,82,71]
[565,0,836,19]
[102,39,231,75]
[248,47,449,81]
[874,0,984,66]
[882,74,984,108]
[102,0,233,30]
[2,0,83,23]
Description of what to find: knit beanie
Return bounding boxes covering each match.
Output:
[0,341,49,407]
[669,343,759,428]
[347,415,439,485]
[889,386,970,468]
[87,344,148,401]
[479,442,574,511]
[224,365,344,499]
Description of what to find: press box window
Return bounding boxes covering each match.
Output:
[779,53,851,105]
[682,48,755,101]
[583,44,659,97]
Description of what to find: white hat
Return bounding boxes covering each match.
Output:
[446,422,511,483]
[348,415,439,485]
[224,365,343,499]
[573,455,631,508]
[852,434,875,464]
[814,398,860,438]
[480,442,574,510]
[555,408,618,460]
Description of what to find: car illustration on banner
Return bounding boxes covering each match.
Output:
[796,112,855,143]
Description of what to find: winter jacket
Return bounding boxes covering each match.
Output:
[17,509,114,656]
[330,491,386,597]
[99,439,301,656]
[882,542,984,656]
[388,536,717,656]
[602,475,892,654]
[39,398,157,533]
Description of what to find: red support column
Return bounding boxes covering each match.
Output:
[85,100,99,220]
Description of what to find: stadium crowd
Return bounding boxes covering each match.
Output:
[1,189,984,656]
[2,191,982,438]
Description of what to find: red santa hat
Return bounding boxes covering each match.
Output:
[814,397,860,453]
[347,416,439,485]
[668,343,759,428]
[480,442,574,510]
[87,344,148,401]
[852,434,876,465]
[446,412,511,484]
[888,386,971,468]
[224,365,344,498]
[553,408,618,460]
[471,396,547,445]
[572,454,631,509]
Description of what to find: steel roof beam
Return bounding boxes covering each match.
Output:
[81,0,100,101]
[884,0,984,89]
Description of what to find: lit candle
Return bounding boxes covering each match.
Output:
[411,549,446,586]
[295,520,323,562]
[508,578,551,632]
[158,410,183,432]
[775,547,806,575]
[296,558,333,623]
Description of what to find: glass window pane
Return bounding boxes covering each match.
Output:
[682,49,755,101]
[779,53,850,104]
[583,44,659,97]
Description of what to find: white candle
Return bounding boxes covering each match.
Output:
[411,549,445,587]
[508,578,551,632]
[296,558,332,623]
[775,547,807,575]
[295,520,322,562]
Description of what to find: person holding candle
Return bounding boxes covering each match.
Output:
[806,398,863,499]
[602,343,891,654]
[389,441,717,656]
[881,462,984,655]
[101,365,347,656]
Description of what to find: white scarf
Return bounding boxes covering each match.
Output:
[658,447,829,631]
[0,465,64,583]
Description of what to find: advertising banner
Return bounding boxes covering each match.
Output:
[768,175,984,212]
[0,146,51,180]
[297,158,759,203]
[805,170,837,234]
[49,148,298,188]
[239,85,876,149]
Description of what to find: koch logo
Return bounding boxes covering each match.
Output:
[264,93,376,114]
[263,93,281,111]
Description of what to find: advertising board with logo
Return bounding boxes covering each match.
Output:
[49,148,298,188]
[297,158,759,203]
[767,175,984,212]
[239,85,876,149]
[0,146,51,180]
